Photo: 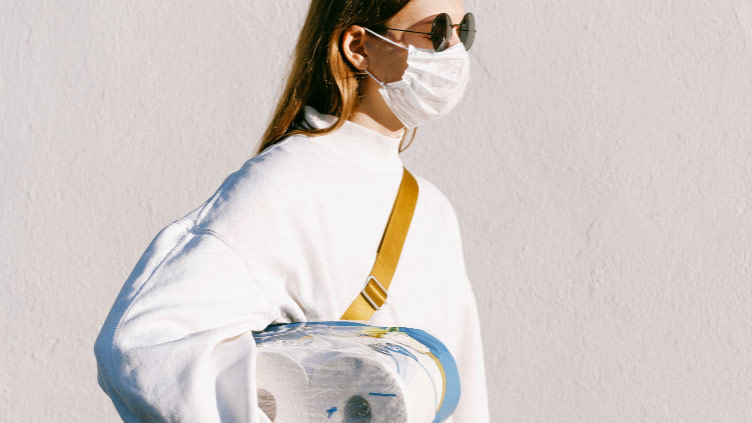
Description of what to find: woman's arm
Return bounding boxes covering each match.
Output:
[94,218,279,422]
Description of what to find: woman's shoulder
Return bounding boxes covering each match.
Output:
[188,134,323,227]
[410,171,460,225]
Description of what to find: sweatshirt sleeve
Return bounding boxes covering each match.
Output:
[444,202,491,423]
[451,273,491,422]
[94,215,280,422]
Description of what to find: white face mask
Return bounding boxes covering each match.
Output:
[363,27,471,129]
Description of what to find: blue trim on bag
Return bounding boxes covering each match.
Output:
[397,326,461,423]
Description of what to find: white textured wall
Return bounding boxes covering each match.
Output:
[2,1,751,421]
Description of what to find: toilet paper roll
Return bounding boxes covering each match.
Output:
[255,350,312,422]
[307,351,440,423]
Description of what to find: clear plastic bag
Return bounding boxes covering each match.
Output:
[252,321,460,422]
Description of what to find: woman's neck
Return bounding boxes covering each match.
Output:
[348,94,406,139]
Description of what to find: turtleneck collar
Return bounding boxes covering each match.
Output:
[301,105,405,172]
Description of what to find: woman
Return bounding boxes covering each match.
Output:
[94,0,488,421]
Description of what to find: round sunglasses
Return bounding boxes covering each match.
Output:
[378,12,476,52]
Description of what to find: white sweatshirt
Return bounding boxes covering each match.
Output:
[94,105,490,422]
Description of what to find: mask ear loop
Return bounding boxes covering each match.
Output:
[364,69,386,87]
[363,27,409,51]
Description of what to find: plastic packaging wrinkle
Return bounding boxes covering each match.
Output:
[252,321,461,423]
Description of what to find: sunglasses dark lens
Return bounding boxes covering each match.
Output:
[459,13,476,50]
[432,13,451,51]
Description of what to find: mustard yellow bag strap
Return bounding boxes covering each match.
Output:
[340,167,419,322]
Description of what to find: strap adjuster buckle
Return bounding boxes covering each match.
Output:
[361,275,387,311]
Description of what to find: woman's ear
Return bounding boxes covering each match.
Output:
[341,25,368,71]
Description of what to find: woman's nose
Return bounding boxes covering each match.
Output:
[447,26,462,48]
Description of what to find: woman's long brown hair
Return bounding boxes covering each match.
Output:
[254,0,417,157]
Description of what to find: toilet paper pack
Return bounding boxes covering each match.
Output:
[252,321,460,423]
